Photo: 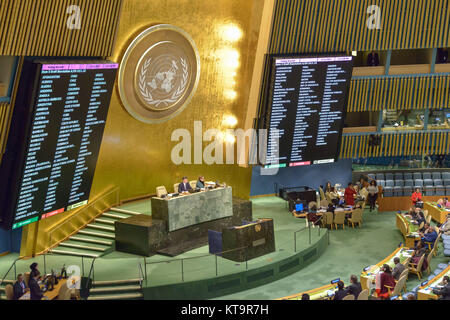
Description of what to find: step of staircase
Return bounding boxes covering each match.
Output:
[93,278,141,286]
[87,292,143,300]
[109,208,142,216]
[58,242,108,252]
[86,223,115,232]
[95,218,116,225]
[78,230,115,239]
[90,285,141,293]
[70,236,113,246]
[102,212,129,219]
[51,248,100,258]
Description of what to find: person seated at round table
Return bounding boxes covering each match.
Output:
[196,176,205,189]
[306,204,321,226]
[411,188,422,207]
[411,210,426,228]
[178,176,193,194]
[301,293,310,300]
[432,276,450,300]
[420,224,438,248]
[409,242,429,271]
[377,264,396,299]
[333,281,347,300]
[437,197,450,208]
[344,182,357,206]
[326,186,340,206]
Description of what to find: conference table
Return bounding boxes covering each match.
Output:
[360,245,413,291]
[293,206,355,219]
[417,264,450,300]
[19,279,66,300]
[151,186,233,232]
[276,282,338,300]
[424,202,450,224]
[396,213,421,248]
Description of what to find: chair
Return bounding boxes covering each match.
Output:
[308,201,317,209]
[173,183,180,193]
[357,289,369,300]
[394,180,404,196]
[334,211,346,229]
[189,180,197,189]
[426,214,432,224]
[4,284,13,300]
[319,187,326,201]
[426,233,441,256]
[404,173,413,180]
[348,209,362,228]
[419,221,424,230]
[423,172,432,180]
[385,173,394,180]
[323,212,334,229]
[414,179,424,189]
[57,284,72,300]
[342,294,355,300]
[432,172,441,180]
[443,172,450,180]
[386,275,407,298]
[24,272,30,288]
[398,268,410,292]
[426,249,435,274]
[376,180,385,187]
[424,179,435,196]
[368,173,376,180]
[320,199,329,208]
[156,186,167,198]
[394,173,403,181]
[403,179,414,196]
[384,180,394,197]
[409,254,426,279]
[376,173,385,181]
[434,179,445,196]
[413,172,422,180]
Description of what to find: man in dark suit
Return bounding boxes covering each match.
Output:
[392,257,406,280]
[333,281,348,300]
[13,274,28,300]
[178,177,193,193]
[345,275,362,299]
[432,276,450,300]
[367,51,380,66]
[29,271,44,300]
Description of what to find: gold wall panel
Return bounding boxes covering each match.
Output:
[340,131,450,159]
[0,0,122,56]
[269,0,450,53]
[24,0,265,255]
[0,101,10,154]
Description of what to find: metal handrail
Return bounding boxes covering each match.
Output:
[0,258,20,286]
[138,262,144,288]
[85,258,96,289]
[46,187,120,253]
[143,245,249,266]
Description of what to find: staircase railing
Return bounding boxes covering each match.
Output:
[44,187,120,256]
[85,257,97,290]
[0,258,20,286]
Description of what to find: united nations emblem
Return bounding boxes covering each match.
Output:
[255,224,261,232]
[118,24,200,123]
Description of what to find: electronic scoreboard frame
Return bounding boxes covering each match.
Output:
[0,59,118,230]
[256,52,353,169]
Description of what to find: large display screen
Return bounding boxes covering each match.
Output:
[261,55,353,168]
[0,60,118,230]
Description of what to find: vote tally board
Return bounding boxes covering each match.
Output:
[263,55,353,168]
[0,60,118,230]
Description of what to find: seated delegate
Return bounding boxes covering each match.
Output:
[196,176,205,189]
[345,275,362,299]
[13,274,29,300]
[178,176,193,193]
[392,257,406,281]
[432,276,450,300]
[333,281,347,300]
[420,224,438,249]
[377,264,396,299]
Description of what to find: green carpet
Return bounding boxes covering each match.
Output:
[1,196,448,300]
[213,201,449,300]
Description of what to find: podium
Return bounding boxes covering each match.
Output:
[220,219,275,262]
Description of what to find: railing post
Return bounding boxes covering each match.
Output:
[215,254,218,276]
[144,257,147,287]
[81,256,84,277]
[308,224,311,245]
[44,254,47,274]
[294,232,297,252]
[181,259,184,282]
[245,260,248,270]
[13,263,16,279]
